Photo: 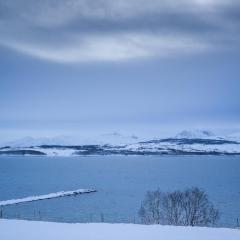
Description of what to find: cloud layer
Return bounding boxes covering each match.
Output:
[0,0,239,62]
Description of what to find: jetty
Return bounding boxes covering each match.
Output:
[0,189,96,206]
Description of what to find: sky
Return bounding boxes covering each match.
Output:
[0,0,240,141]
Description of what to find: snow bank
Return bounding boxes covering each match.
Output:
[0,189,96,206]
[0,220,239,240]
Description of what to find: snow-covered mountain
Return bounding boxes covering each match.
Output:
[175,130,217,139]
[1,132,139,147]
[1,130,240,156]
[2,136,75,147]
[227,132,240,141]
[95,132,139,145]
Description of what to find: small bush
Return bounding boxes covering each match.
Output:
[139,187,219,226]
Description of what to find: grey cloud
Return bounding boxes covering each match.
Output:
[0,0,239,62]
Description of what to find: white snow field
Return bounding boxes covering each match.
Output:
[0,220,239,240]
[0,189,96,206]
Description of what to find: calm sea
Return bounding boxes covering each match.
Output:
[0,155,239,227]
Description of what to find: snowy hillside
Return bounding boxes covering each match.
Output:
[0,220,239,240]
[1,132,139,147]
[95,132,139,145]
[1,130,240,156]
[227,132,240,141]
[3,136,75,147]
[175,130,217,139]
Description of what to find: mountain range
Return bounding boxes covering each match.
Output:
[0,130,240,156]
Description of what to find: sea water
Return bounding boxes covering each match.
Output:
[0,155,239,227]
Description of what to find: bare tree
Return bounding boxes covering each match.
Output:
[139,187,219,226]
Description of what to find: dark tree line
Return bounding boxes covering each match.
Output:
[139,187,219,226]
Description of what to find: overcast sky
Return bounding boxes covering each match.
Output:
[0,0,240,140]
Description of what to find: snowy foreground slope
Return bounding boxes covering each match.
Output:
[0,220,239,240]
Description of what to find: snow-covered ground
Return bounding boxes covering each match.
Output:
[0,220,239,240]
[0,189,96,206]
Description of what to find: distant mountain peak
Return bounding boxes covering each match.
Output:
[1,132,140,147]
[175,130,216,139]
[97,132,139,144]
[2,136,74,147]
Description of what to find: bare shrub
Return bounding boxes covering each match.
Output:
[139,187,219,226]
